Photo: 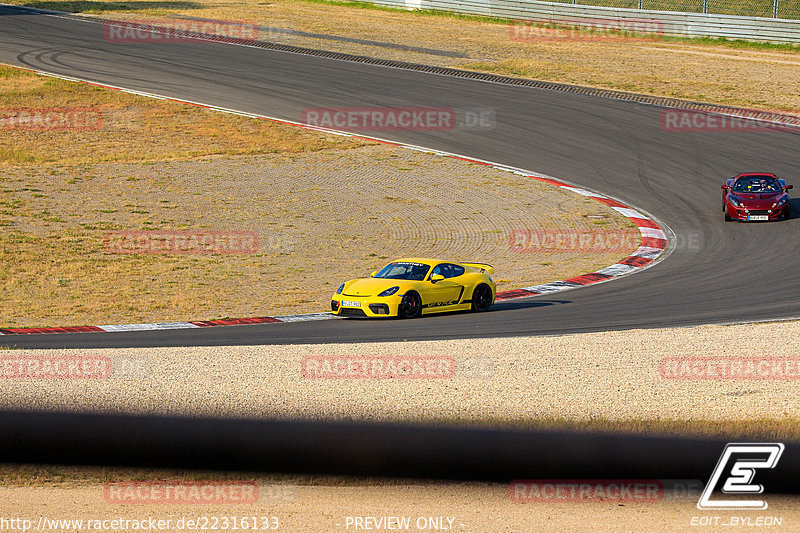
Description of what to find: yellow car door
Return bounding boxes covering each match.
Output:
[424,263,465,310]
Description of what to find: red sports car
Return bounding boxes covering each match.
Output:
[722,173,792,222]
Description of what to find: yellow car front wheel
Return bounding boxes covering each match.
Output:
[398,291,422,319]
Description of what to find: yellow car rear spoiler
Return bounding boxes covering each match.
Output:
[462,262,494,274]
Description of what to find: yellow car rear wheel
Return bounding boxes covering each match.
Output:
[471,284,493,312]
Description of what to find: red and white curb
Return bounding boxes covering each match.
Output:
[493,181,668,301]
[0,64,671,336]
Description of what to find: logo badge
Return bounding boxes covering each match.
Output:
[698,443,784,510]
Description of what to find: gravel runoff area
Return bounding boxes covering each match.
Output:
[1,145,639,327]
[2,321,798,422]
[1,320,800,531]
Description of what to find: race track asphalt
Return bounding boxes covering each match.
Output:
[1,5,799,348]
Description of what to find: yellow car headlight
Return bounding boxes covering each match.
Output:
[378,286,400,297]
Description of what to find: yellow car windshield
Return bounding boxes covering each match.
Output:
[374,262,430,281]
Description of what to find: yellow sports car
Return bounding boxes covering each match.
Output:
[331,258,496,318]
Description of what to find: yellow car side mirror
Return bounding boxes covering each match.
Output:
[431,274,445,283]
[371,271,378,277]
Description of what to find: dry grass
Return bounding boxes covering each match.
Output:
[0,65,364,166]
[0,64,379,326]
[0,146,639,327]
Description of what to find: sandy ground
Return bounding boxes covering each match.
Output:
[0,481,797,532]
[1,145,639,328]
[2,320,797,424]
